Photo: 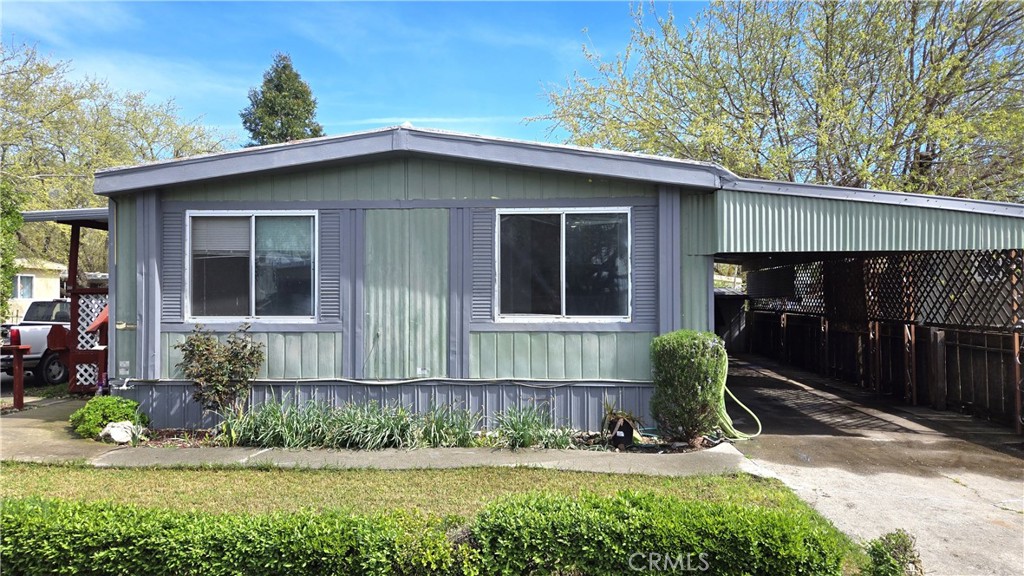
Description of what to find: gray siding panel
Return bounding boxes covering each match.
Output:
[118,380,654,432]
[631,204,657,324]
[318,210,343,323]
[470,208,495,322]
[160,210,184,322]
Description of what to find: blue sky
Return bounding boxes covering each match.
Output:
[2,1,706,147]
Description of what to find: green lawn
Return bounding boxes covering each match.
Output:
[5,463,799,518]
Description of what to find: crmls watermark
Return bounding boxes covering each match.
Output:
[628,552,710,572]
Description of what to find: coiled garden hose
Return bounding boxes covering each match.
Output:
[718,384,762,440]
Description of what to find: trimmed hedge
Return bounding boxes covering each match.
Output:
[469,491,845,575]
[650,330,729,441]
[0,498,456,576]
[2,491,846,576]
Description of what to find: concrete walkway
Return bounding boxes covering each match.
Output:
[728,357,1024,576]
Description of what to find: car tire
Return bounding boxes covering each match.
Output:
[36,352,68,386]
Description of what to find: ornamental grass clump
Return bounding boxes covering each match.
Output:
[418,403,479,448]
[650,330,728,443]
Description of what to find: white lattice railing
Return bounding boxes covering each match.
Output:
[73,291,108,387]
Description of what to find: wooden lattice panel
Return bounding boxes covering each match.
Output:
[747,250,1022,332]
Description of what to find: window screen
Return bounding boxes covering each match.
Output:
[498,210,630,318]
[191,217,250,317]
[190,214,315,318]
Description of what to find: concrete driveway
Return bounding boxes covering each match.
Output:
[729,357,1024,576]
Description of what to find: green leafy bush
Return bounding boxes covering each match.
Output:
[68,396,149,440]
[865,529,924,576]
[174,324,265,415]
[469,491,846,575]
[0,497,454,576]
[650,330,728,442]
[2,491,848,576]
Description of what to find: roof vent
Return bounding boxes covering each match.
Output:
[400,121,414,129]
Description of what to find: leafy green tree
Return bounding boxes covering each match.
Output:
[0,180,26,319]
[544,1,1024,202]
[0,43,227,277]
[240,53,324,146]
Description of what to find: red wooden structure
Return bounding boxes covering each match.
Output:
[20,210,109,394]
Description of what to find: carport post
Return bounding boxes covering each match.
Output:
[927,328,947,411]
[1014,331,1021,435]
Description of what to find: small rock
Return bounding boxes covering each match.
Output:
[99,421,137,444]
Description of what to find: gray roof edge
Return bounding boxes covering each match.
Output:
[93,126,727,195]
[21,208,109,223]
[725,178,1024,219]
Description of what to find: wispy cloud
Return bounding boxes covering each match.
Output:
[2,1,141,48]
[70,50,249,104]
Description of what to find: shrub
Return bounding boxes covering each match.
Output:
[865,529,924,576]
[0,497,455,576]
[650,330,728,442]
[68,396,149,440]
[469,490,846,575]
[2,492,848,576]
[174,324,265,416]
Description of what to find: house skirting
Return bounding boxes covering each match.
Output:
[113,380,655,432]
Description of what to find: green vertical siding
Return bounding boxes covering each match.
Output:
[680,192,717,256]
[468,332,654,380]
[364,209,449,379]
[160,332,344,379]
[679,191,716,332]
[680,255,713,331]
[160,158,657,202]
[114,196,137,377]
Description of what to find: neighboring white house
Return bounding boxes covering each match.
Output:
[6,258,66,323]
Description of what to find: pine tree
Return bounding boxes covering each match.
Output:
[240,53,324,147]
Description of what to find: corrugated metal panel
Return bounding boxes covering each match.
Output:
[118,380,654,432]
[680,192,717,255]
[160,157,657,203]
[717,190,1024,253]
[680,255,712,331]
[114,196,137,376]
[364,209,448,379]
[631,205,658,323]
[468,332,654,381]
[160,331,343,379]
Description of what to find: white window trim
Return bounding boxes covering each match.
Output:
[185,210,319,323]
[14,274,34,299]
[494,207,632,323]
